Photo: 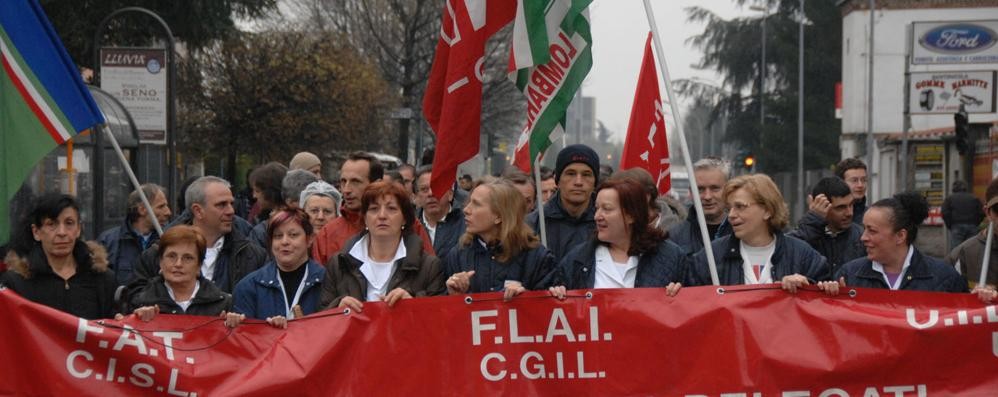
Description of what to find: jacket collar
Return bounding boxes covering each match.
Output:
[340,232,424,273]
[9,240,109,279]
[855,247,933,282]
[719,233,787,264]
[255,259,324,289]
[543,191,595,221]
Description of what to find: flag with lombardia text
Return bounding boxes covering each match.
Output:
[510,0,593,173]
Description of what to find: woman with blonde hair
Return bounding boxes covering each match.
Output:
[444,181,555,299]
[687,174,829,292]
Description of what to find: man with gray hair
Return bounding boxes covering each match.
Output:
[127,176,267,298]
[98,183,172,285]
[668,156,733,256]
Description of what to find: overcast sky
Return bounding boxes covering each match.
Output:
[586,0,752,142]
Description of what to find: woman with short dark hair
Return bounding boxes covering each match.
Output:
[320,181,445,312]
[2,194,116,319]
[125,225,234,321]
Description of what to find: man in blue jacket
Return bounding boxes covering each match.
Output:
[98,184,172,286]
[415,166,466,260]
[789,177,866,278]
[527,144,600,260]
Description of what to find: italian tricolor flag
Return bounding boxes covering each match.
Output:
[1,0,105,244]
[510,0,593,173]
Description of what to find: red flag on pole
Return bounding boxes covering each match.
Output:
[423,1,515,198]
[620,32,671,195]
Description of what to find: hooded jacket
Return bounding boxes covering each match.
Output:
[1,241,117,319]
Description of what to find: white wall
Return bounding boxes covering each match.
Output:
[841,7,998,136]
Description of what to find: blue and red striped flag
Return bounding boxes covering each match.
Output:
[1,0,105,244]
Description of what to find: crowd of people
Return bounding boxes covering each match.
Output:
[1,144,996,328]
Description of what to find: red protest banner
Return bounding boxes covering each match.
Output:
[0,285,995,396]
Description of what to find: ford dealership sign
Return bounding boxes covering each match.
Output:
[913,20,998,64]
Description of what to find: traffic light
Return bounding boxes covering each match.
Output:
[954,105,969,156]
[743,154,755,170]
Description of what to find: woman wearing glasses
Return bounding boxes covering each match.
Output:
[687,174,829,292]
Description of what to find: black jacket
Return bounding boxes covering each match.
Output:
[941,192,984,228]
[418,201,466,261]
[852,197,867,225]
[526,191,596,260]
[787,211,866,277]
[127,226,267,301]
[668,206,732,256]
[688,234,829,286]
[129,275,232,316]
[443,238,556,293]
[98,218,160,286]
[553,237,687,289]
[836,248,969,293]
[1,241,117,319]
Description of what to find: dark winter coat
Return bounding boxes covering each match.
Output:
[836,248,968,293]
[233,259,325,320]
[941,192,984,228]
[127,226,267,301]
[668,207,732,256]
[526,191,596,260]
[320,233,445,309]
[553,237,688,289]
[688,234,829,286]
[1,241,117,319]
[787,211,866,277]
[129,275,232,316]
[945,230,998,287]
[418,202,466,261]
[98,219,160,286]
[443,238,556,293]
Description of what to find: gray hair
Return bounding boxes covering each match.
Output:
[127,183,165,220]
[282,169,320,205]
[692,156,731,179]
[299,181,342,216]
[185,176,231,211]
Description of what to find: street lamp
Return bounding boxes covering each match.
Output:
[749,4,768,127]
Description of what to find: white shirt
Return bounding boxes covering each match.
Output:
[593,245,639,289]
[872,246,915,290]
[201,236,225,281]
[740,237,777,284]
[165,280,200,312]
[349,235,407,302]
[421,211,448,244]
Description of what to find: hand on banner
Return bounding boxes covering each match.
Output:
[222,311,245,328]
[817,277,848,296]
[446,271,476,294]
[292,305,304,319]
[503,280,526,301]
[781,274,811,294]
[266,316,288,329]
[665,282,682,297]
[339,296,364,313]
[971,285,997,304]
[382,288,413,307]
[807,194,831,219]
[132,305,160,322]
[548,285,568,300]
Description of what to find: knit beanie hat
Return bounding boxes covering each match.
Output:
[289,152,321,171]
[554,144,599,184]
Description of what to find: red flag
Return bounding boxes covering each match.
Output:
[620,32,671,195]
[423,0,515,198]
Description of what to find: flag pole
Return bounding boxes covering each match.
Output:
[981,222,993,287]
[100,124,163,235]
[642,0,720,286]
[533,153,548,248]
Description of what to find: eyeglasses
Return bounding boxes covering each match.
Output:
[845,177,868,184]
[728,202,757,213]
[162,252,198,265]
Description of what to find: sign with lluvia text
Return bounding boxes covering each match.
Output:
[99,47,167,144]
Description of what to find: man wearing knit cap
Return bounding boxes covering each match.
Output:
[526,144,599,259]
[289,152,322,179]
